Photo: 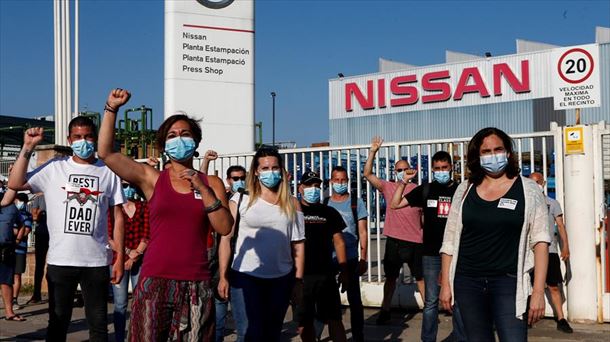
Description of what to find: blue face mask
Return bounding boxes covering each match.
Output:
[396,171,405,182]
[259,170,282,188]
[165,137,196,162]
[232,180,245,193]
[433,171,451,184]
[16,201,25,210]
[123,186,136,200]
[332,182,348,194]
[480,152,508,174]
[71,139,95,159]
[303,187,321,203]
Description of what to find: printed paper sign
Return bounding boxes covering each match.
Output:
[437,196,452,218]
[63,174,102,235]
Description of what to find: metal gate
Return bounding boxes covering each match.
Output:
[205,125,564,309]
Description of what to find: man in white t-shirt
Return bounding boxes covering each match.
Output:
[9,116,125,342]
[529,173,572,333]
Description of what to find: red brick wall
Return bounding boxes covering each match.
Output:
[22,248,47,294]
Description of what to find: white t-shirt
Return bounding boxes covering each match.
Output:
[546,196,563,254]
[27,157,125,267]
[230,193,305,278]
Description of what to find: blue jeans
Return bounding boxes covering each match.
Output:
[230,270,293,342]
[421,256,466,342]
[110,260,142,342]
[454,273,526,342]
[215,297,229,342]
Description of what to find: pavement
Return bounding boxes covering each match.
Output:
[2,295,609,341]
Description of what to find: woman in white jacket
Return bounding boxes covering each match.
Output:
[439,127,550,342]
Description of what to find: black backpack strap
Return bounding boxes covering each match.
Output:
[422,182,431,201]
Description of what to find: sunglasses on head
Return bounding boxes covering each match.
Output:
[305,172,318,178]
[231,176,246,181]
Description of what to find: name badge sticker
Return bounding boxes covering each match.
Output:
[193,190,202,200]
[65,183,81,193]
[498,198,518,210]
[427,200,438,208]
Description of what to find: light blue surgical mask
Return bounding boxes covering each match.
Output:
[165,137,196,162]
[396,171,405,182]
[332,182,348,194]
[303,187,321,203]
[232,180,245,193]
[433,171,451,184]
[480,152,508,174]
[16,201,25,210]
[259,170,282,188]
[123,186,136,200]
[71,139,95,159]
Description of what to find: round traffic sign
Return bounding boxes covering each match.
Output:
[557,48,595,84]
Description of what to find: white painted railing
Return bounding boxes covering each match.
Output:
[205,127,563,290]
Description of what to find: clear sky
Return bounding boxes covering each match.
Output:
[1,0,609,147]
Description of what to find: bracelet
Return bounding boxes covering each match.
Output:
[125,248,131,255]
[104,102,118,114]
[205,198,222,213]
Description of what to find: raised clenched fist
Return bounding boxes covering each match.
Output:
[106,88,131,110]
[24,127,44,148]
[204,150,218,161]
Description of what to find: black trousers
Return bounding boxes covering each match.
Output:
[32,233,48,299]
[46,265,109,342]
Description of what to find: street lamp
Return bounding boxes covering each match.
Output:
[271,91,276,147]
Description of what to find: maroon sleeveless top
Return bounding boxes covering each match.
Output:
[140,169,211,281]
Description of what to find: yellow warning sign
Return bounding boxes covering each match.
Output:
[564,126,584,154]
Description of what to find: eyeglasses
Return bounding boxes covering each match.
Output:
[231,176,246,181]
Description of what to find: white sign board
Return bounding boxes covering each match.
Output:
[165,0,254,155]
[552,44,601,110]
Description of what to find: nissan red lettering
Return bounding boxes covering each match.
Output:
[453,67,490,100]
[390,75,418,107]
[344,60,531,112]
[493,60,530,96]
[345,80,375,112]
[421,70,451,103]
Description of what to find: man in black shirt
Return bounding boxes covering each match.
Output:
[297,170,349,342]
[390,151,465,342]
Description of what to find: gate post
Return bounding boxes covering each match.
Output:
[563,124,598,322]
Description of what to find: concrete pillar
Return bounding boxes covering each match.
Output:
[563,124,598,322]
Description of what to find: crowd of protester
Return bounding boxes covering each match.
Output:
[0,88,576,341]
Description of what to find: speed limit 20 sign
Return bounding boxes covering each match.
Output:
[552,44,601,110]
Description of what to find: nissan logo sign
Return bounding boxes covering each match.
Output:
[196,0,234,9]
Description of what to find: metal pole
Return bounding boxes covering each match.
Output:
[54,0,59,144]
[65,0,72,124]
[75,0,79,116]
[271,92,276,147]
